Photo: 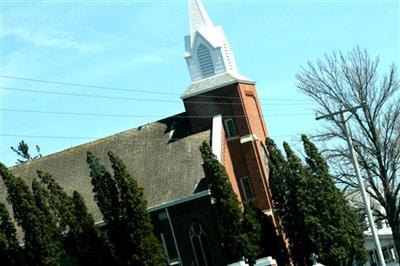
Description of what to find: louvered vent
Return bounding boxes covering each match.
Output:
[197,44,215,78]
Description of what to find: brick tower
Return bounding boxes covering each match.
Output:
[182,0,274,215]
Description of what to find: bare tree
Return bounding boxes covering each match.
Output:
[296,47,400,255]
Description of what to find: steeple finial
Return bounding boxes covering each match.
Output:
[189,0,213,44]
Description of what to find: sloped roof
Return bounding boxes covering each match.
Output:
[6,114,210,221]
[181,72,254,99]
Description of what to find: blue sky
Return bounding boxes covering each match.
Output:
[1,0,399,166]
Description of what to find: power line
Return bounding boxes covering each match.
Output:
[1,75,184,97]
[0,86,240,105]
[0,75,312,103]
[0,108,311,118]
[0,133,299,140]
[0,86,312,106]
[2,134,96,140]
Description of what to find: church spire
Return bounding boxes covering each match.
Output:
[184,0,244,85]
[189,0,213,44]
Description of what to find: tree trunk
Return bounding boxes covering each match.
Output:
[387,217,400,258]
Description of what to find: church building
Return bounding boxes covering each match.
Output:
[6,0,279,265]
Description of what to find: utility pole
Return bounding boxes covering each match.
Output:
[316,103,386,266]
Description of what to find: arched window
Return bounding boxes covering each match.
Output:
[197,44,215,78]
[189,222,214,266]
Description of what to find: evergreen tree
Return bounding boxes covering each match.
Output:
[301,135,366,265]
[10,140,42,164]
[66,191,115,265]
[86,152,120,227]
[0,163,64,266]
[86,151,166,265]
[267,138,322,265]
[266,137,367,266]
[253,207,290,266]
[86,151,123,263]
[264,138,290,220]
[241,202,262,265]
[0,202,22,266]
[31,179,65,265]
[297,47,400,256]
[282,142,312,265]
[108,151,166,265]
[36,171,74,231]
[37,170,114,265]
[200,141,244,263]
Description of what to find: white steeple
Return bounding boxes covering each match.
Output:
[189,0,213,45]
[184,0,240,83]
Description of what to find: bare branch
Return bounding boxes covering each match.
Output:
[296,47,400,254]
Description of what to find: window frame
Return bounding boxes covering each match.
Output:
[260,143,269,172]
[240,176,255,200]
[189,222,214,266]
[224,118,238,139]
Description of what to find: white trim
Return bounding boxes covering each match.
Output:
[166,207,183,266]
[212,114,222,162]
[240,134,259,144]
[148,190,211,212]
[189,0,213,45]
[255,256,277,266]
[95,220,107,227]
[181,77,255,99]
[263,210,273,217]
[95,190,211,227]
[226,135,241,141]
[160,233,170,263]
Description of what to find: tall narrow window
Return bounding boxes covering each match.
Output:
[224,118,238,139]
[189,223,214,266]
[240,177,254,199]
[261,143,269,172]
[197,44,215,78]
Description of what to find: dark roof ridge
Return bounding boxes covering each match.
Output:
[9,112,187,170]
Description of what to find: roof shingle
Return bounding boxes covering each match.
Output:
[6,114,210,221]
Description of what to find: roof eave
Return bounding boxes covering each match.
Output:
[181,76,255,99]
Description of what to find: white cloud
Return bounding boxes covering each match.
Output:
[3,27,103,53]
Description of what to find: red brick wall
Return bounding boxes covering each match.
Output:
[237,83,269,139]
[183,82,273,212]
[221,136,241,199]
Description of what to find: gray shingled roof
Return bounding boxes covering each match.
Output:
[181,72,255,99]
[5,114,210,221]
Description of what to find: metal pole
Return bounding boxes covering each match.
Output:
[340,111,386,266]
[316,103,385,266]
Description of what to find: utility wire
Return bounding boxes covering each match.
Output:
[0,108,311,118]
[0,75,312,103]
[1,134,95,140]
[0,86,312,106]
[0,86,240,105]
[1,133,299,140]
